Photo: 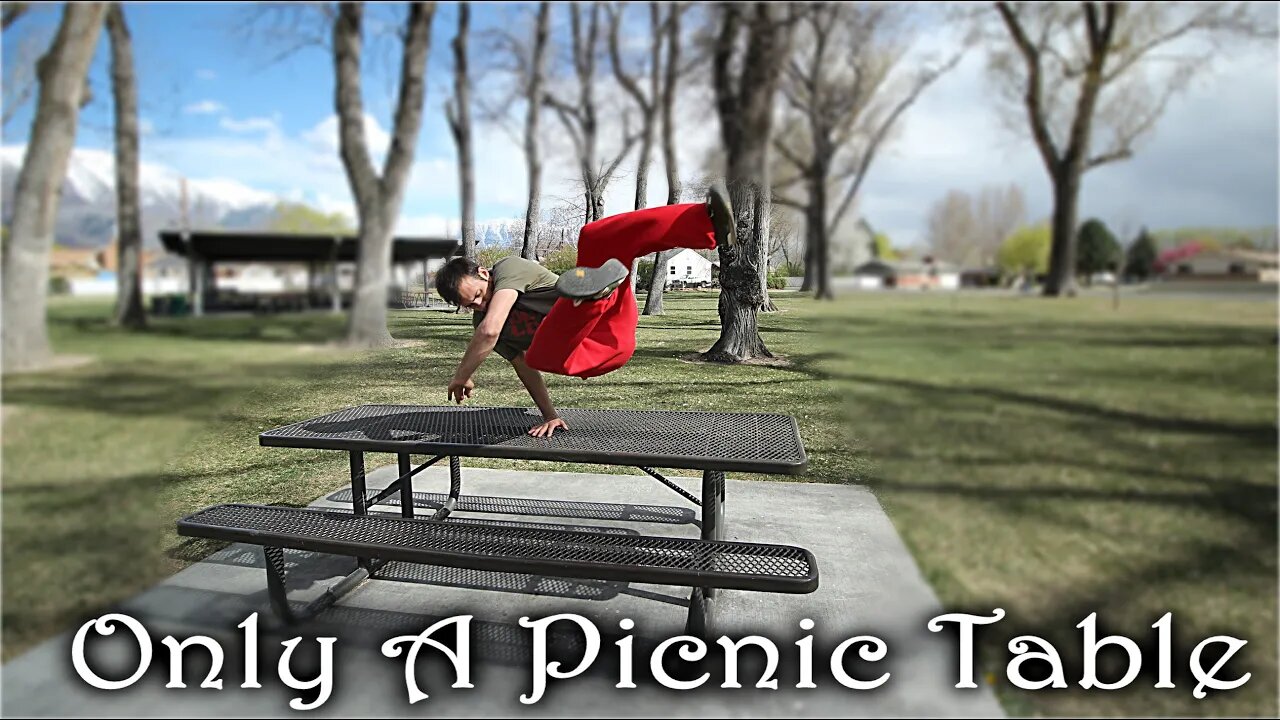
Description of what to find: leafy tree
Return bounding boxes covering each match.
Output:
[1124,227,1158,280]
[998,223,1051,277]
[267,201,355,234]
[1075,218,1121,281]
[872,233,899,261]
[635,258,655,292]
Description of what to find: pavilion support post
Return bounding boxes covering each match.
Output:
[190,259,205,317]
[183,232,204,318]
[307,260,316,308]
[329,238,341,313]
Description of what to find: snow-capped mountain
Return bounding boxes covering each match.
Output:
[1,145,281,248]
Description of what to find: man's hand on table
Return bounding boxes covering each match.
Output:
[529,417,568,438]
[447,376,475,404]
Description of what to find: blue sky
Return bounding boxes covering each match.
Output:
[3,3,1278,247]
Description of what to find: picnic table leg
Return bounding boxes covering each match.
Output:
[263,546,297,624]
[432,456,463,520]
[398,453,413,518]
[350,451,371,571]
[701,470,725,601]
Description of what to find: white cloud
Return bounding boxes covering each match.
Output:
[301,114,392,163]
[182,100,226,115]
[196,69,218,81]
[219,115,280,135]
[139,118,155,137]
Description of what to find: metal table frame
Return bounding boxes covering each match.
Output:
[256,404,808,626]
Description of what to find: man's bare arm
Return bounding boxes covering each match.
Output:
[510,353,567,437]
[448,288,519,402]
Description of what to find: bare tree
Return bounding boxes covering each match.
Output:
[702,3,794,363]
[925,190,979,266]
[988,1,1272,296]
[774,3,960,300]
[543,3,637,226]
[105,3,144,329]
[926,184,1026,266]
[445,3,475,261]
[520,4,551,259]
[607,2,663,292]
[334,2,435,348]
[973,183,1026,267]
[642,2,690,316]
[476,4,552,260]
[2,3,108,372]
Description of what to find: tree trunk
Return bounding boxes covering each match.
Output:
[800,241,814,292]
[1044,166,1082,297]
[347,207,396,345]
[702,3,790,363]
[628,116,653,294]
[521,3,550,260]
[107,3,145,329]
[446,3,475,261]
[810,156,833,300]
[703,176,771,362]
[757,180,777,312]
[336,2,435,347]
[642,3,682,316]
[2,3,108,372]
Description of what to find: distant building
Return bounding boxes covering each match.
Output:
[851,256,960,290]
[1161,247,1279,282]
[663,248,716,287]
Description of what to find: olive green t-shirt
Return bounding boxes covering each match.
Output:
[473,256,561,361]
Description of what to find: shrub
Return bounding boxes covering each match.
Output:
[636,259,655,290]
[767,269,788,290]
[477,245,515,269]
[540,244,579,275]
[48,276,70,296]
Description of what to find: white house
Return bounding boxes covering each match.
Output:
[851,257,961,291]
[663,248,715,287]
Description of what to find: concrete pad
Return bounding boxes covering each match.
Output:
[2,466,1004,717]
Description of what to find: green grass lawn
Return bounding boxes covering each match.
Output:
[2,290,1275,716]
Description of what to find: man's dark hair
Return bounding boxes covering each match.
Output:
[434,257,483,306]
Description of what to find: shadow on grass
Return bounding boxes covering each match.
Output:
[831,370,1276,444]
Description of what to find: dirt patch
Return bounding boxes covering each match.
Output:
[677,351,793,368]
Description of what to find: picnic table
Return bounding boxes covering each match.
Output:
[178,404,817,637]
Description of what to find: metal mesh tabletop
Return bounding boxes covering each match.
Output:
[260,405,807,474]
[179,504,819,594]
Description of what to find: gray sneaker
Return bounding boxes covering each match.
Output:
[556,258,630,301]
[706,181,737,248]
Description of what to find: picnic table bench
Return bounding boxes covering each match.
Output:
[178,405,817,637]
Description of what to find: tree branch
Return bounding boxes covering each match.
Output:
[2,1,29,30]
[828,52,960,234]
[772,135,808,171]
[995,1,1061,170]
[606,2,652,114]
[772,192,806,210]
[333,2,378,202]
[381,2,435,196]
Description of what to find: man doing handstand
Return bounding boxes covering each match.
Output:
[434,184,736,438]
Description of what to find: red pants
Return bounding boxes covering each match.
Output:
[524,203,716,378]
